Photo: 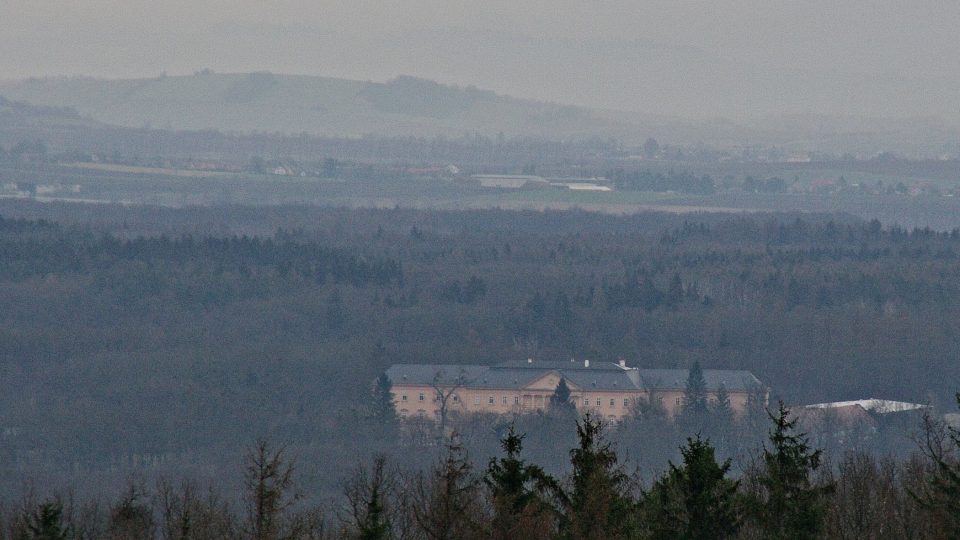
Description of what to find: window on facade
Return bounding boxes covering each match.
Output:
[676,397,682,406]
[452,394,459,402]
[502,396,508,405]
[658,396,664,405]
[474,396,480,405]
[514,396,521,405]
[419,392,425,401]
[596,398,602,407]
[583,398,590,407]
[489,396,495,404]
[402,395,408,401]
[610,398,616,407]
[624,398,630,408]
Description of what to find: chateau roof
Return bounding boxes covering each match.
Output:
[493,360,628,371]
[638,369,763,392]
[385,362,762,393]
[385,364,490,386]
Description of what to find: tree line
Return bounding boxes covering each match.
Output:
[4,395,960,539]
[0,218,401,295]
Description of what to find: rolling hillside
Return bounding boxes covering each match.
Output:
[0,73,643,141]
[0,95,121,150]
[3,73,959,156]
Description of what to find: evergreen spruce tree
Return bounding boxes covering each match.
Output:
[370,373,398,426]
[683,361,708,416]
[680,361,709,433]
[356,490,389,540]
[557,415,638,540]
[643,435,740,540]
[709,383,735,452]
[712,383,732,419]
[343,456,394,540]
[748,402,831,540]
[550,378,577,416]
[484,425,557,540]
[19,500,70,540]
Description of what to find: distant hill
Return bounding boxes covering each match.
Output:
[0,73,646,141]
[0,95,117,150]
[2,73,958,157]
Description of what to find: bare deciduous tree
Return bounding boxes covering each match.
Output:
[156,478,237,540]
[242,440,324,540]
[408,434,485,540]
[430,370,469,438]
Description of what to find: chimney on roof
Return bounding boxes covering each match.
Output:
[584,359,590,368]
[618,358,626,368]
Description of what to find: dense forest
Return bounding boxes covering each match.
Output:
[0,204,956,485]
[2,203,960,537]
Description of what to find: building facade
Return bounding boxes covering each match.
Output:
[385,359,765,422]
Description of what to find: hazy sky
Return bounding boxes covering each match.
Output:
[3,1,959,118]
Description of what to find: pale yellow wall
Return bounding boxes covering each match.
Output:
[727,392,751,415]
[393,384,438,418]
[570,390,644,420]
[391,383,760,422]
[651,390,757,419]
[392,383,645,421]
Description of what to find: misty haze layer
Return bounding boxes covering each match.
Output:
[2,1,959,122]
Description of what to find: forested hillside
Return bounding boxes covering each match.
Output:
[0,204,958,503]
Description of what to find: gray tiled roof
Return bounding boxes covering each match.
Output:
[385,364,490,387]
[562,370,641,392]
[386,362,762,393]
[638,369,763,392]
[493,360,628,371]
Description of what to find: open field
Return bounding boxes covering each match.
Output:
[65,162,232,178]
[4,162,960,228]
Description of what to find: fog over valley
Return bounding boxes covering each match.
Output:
[3,1,960,121]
